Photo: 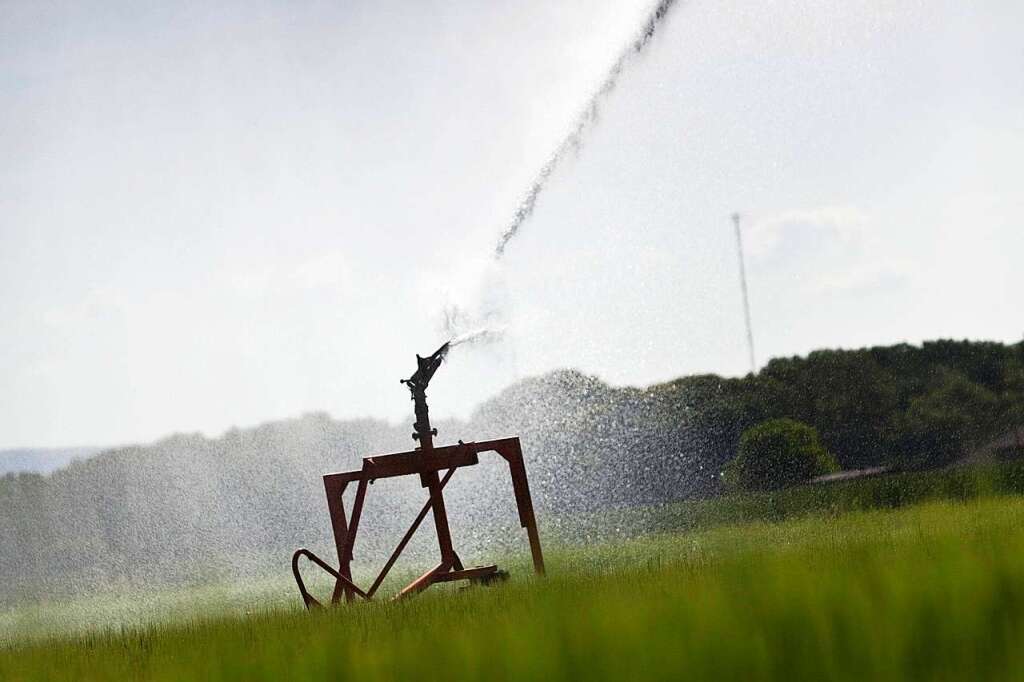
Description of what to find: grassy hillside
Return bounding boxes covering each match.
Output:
[3,495,1024,681]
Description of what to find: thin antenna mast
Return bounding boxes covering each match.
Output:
[732,213,757,374]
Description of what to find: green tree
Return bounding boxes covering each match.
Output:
[894,369,999,469]
[761,351,900,468]
[724,419,838,492]
[996,358,1024,458]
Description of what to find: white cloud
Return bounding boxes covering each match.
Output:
[745,206,916,297]
[815,262,911,295]
[746,206,869,260]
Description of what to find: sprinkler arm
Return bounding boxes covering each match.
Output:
[400,341,451,394]
[400,341,451,443]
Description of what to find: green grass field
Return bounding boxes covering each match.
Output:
[3,492,1024,681]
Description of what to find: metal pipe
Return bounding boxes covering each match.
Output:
[367,467,458,597]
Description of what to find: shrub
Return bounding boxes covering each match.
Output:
[724,418,838,492]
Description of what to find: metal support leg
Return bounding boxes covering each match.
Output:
[498,440,546,576]
[332,476,368,603]
[368,468,458,597]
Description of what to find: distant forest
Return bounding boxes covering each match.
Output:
[1,339,1022,604]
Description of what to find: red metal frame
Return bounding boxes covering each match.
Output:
[292,437,544,608]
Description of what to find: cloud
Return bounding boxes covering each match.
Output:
[746,206,869,260]
[745,205,910,296]
[815,262,911,295]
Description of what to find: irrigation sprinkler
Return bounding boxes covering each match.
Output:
[291,342,545,608]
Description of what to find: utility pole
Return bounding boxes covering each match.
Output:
[732,213,757,375]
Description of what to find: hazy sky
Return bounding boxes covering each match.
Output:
[2,0,1022,448]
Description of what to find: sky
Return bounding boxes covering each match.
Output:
[2,0,1022,448]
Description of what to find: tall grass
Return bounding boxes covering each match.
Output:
[3,496,1024,681]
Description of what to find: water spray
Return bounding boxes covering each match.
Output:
[493,0,682,258]
[449,327,504,349]
[439,1,683,353]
